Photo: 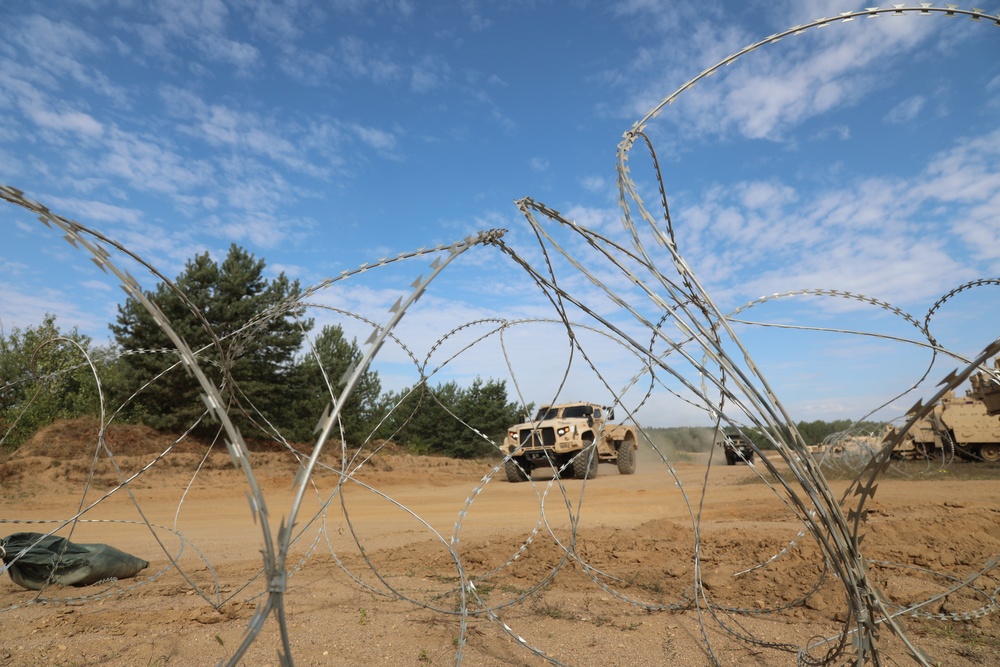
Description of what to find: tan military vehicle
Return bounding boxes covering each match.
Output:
[721,434,756,465]
[501,402,638,482]
[891,389,1000,462]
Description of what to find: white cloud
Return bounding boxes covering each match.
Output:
[0,258,29,277]
[150,0,260,70]
[922,129,1000,204]
[278,47,336,84]
[884,95,926,124]
[337,35,402,84]
[101,128,214,196]
[349,123,399,152]
[158,85,340,181]
[1,14,124,103]
[743,238,965,307]
[0,284,107,338]
[410,55,450,93]
[160,87,298,160]
[563,205,619,235]
[266,262,309,281]
[953,196,1000,268]
[45,197,143,225]
[529,157,549,172]
[663,125,999,312]
[28,107,103,137]
[616,3,942,143]
[737,180,796,210]
[244,0,307,41]
[79,279,113,292]
[209,210,313,249]
[581,176,607,193]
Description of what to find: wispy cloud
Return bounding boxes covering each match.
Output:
[208,210,315,249]
[0,285,107,339]
[349,122,399,153]
[884,95,926,124]
[671,126,999,309]
[581,176,607,194]
[45,197,144,226]
[410,55,451,93]
[0,13,125,103]
[336,35,403,84]
[138,0,260,71]
[611,2,940,143]
[28,105,103,137]
[529,157,549,172]
[100,127,214,197]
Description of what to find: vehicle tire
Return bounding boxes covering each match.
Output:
[616,441,636,475]
[572,441,598,480]
[725,451,736,466]
[557,453,575,478]
[978,443,1000,463]
[505,457,530,482]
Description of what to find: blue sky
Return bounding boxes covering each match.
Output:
[1,1,998,428]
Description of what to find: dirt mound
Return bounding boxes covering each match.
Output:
[12,417,427,461]
[12,417,211,459]
[1,418,493,496]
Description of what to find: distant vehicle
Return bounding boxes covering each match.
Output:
[722,434,755,465]
[501,402,638,482]
[889,388,1000,462]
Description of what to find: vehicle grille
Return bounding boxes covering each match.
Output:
[519,427,555,448]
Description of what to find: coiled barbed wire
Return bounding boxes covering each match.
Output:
[1,5,999,667]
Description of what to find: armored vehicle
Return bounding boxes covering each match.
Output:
[501,402,638,482]
[891,389,1000,462]
[722,434,756,465]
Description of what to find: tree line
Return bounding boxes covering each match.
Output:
[0,244,522,457]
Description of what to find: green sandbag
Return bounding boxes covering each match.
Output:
[1,532,149,591]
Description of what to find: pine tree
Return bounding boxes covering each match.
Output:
[290,324,383,446]
[109,244,311,436]
[455,377,522,456]
[381,377,522,458]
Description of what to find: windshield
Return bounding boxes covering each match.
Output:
[534,407,560,421]
[557,405,594,419]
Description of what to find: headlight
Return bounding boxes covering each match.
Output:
[508,431,519,440]
[557,427,568,437]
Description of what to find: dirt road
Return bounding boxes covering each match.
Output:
[2,428,999,666]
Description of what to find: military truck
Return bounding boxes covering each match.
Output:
[501,402,638,482]
[721,434,756,465]
[890,389,1000,462]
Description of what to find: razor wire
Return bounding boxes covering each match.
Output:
[0,5,999,667]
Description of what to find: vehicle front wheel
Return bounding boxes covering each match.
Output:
[616,442,636,475]
[505,457,530,482]
[978,443,1000,463]
[571,441,598,480]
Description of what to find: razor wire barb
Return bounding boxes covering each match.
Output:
[1,5,999,667]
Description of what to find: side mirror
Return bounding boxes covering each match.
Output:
[606,408,615,421]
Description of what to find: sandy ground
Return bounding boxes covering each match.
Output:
[2,420,1000,666]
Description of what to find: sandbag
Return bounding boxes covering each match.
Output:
[1,532,149,591]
